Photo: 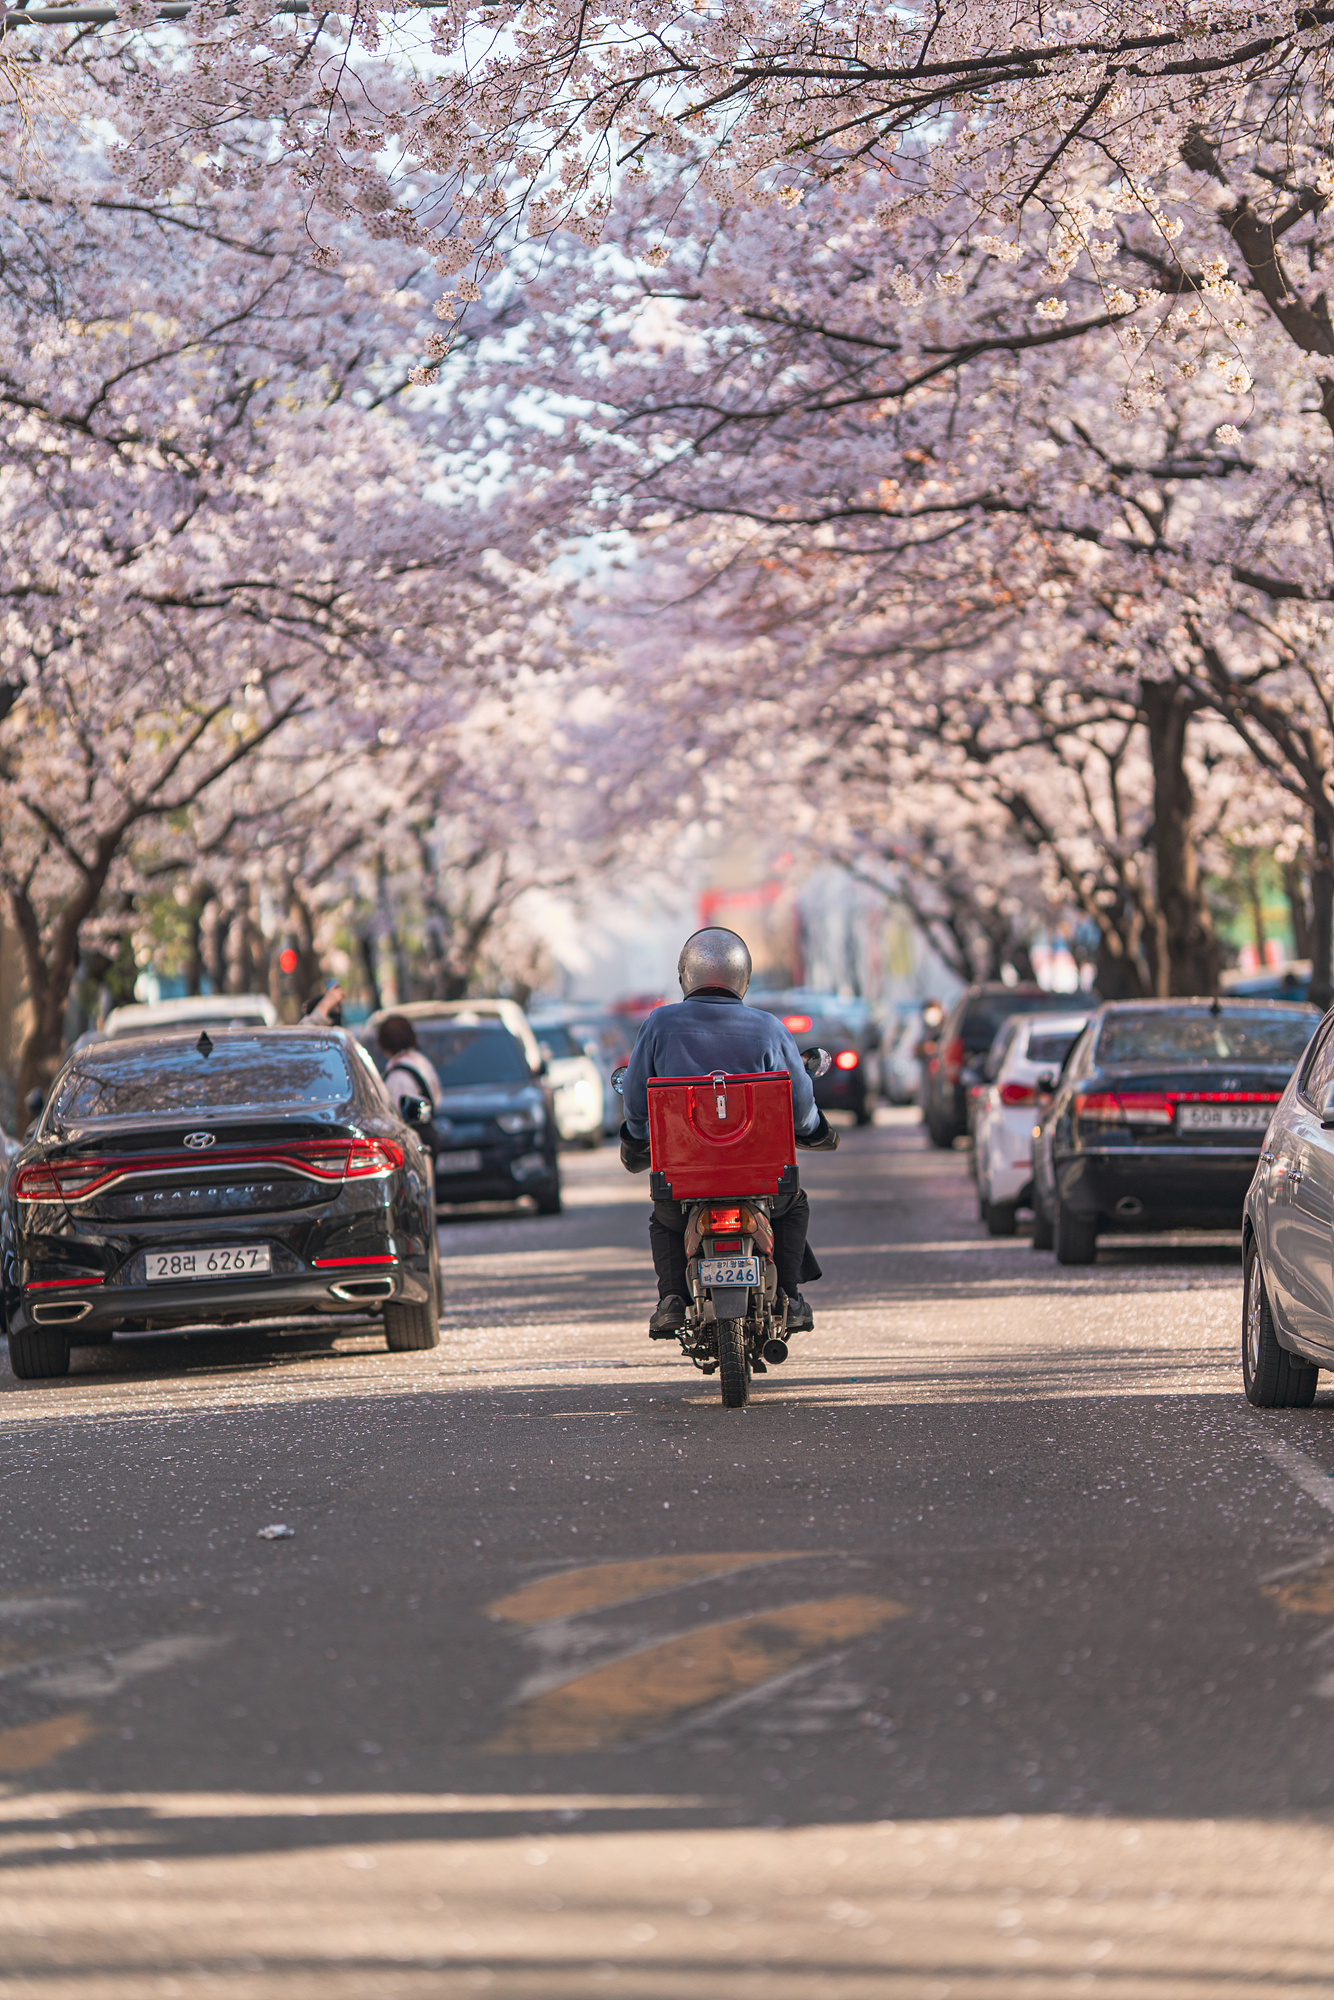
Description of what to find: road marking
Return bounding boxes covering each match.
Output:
[487,1553,809,1626]
[29,1635,224,1701]
[1258,1437,1334,1515]
[483,1594,907,1752]
[0,1790,713,1821]
[1264,1566,1334,1616]
[0,1711,94,1773]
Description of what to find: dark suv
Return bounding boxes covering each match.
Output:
[924,983,1097,1148]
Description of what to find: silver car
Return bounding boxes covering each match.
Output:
[1243,1008,1334,1407]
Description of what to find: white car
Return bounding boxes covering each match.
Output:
[102,994,278,1038]
[532,1023,605,1147]
[974,1011,1091,1235]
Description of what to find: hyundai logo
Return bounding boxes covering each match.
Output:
[183,1132,216,1149]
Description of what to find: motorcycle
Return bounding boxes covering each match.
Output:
[612,1049,832,1409]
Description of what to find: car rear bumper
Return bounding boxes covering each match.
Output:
[434,1147,558,1206]
[10,1261,433,1340]
[1055,1145,1259,1226]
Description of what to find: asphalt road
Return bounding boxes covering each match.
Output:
[3,1111,1334,1996]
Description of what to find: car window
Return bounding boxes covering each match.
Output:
[1026,1029,1084,1068]
[51,1036,354,1122]
[1300,1016,1334,1104]
[961,990,1083,1050]
[1097,1008,1318,1067]
[984,1023,1017,1080]
[402,1024,534,1087]
[537,1026,582,1061]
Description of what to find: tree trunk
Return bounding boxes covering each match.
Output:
[1284,856,1314,963]
[1310,816,1334,1011]
[1140,679,1222,997]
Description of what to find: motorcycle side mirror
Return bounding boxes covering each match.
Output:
[610,1064,628,1095]
[801,1047,832,1079]
[398,1094,432,1127]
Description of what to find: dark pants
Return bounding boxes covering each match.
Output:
[650,1190,821,1300]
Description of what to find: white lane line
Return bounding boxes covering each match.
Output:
[1259,1436,1334,1516]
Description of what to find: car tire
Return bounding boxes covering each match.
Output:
[926,1114,953,1150]
[854,1099,873,1127]
[580,1132,602,1150]
[383,1264,440,1352]
[1054,1202,1098,1265]
[1244,1243,1318,1409]
[1031,1197,1054,1251]
[534,1175,562,1215]
[7,1329,71,1379]
[985,1200,1018,1238]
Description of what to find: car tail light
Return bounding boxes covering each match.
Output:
[345,1138,404,1178]
[1074,1090,1126,1124]
[782,1014,813,1033]
[999,1082,1036,1106]
[13,1160,115,1201]
[834,1050,859,1071]
[943,1035,965,1082]
[25,1273,105,1290]
[1117,1091,1173,1125]
[709,1207,742,1231]
[313,1254,398,1268]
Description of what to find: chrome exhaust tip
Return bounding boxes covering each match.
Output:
[762,1337,789,1365]
[31,1300,93,1325]
[328,1277,396,1303]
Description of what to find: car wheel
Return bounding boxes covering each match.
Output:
[926,1114,953,1150]
[534,1173,562,1216]
[384,1248,441,1352]
[1243,1242,1318,1409]
[1054,1202,1098,1265]
[7,1329,71,1379]
[854,1097,873,1127]
[1031,1196,1054,1251]
[580,1131,601,1150]
[985,1200,1018,1238]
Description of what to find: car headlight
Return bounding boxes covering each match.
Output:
[497,1107,545,1134]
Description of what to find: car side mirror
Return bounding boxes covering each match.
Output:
[801,1047,832,1079]
[1319,1081,1334,1126]
[610,1064,628,1095]
[398,1094,432,1127]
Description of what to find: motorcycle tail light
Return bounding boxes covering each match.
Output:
[834,1050,859,1071]
[709,1207,742,1231]
[781,1015,812,1033]
[345,1138,404,1177]
[1000,1081,1037,1106]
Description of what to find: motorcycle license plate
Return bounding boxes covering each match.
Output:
[700,1256,761,1288]
[146,1245,271,1282]
[1176,1103,1272,1133]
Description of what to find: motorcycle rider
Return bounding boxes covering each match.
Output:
[619,927,838,1339]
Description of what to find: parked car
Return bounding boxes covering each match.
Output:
[531,1009,636,1135]
[361,1002,561,1215]
[530,1022,605,1147]
[880,1006,925,1105]
[1243,1004,1334,1406]
[1032,998,1319,1266]
[1221,960,1312,1003]
[924,983,1096,1148]
[101,994,279,1038]
[749,1002,874,1124]
[2,1027,440,1381]
[973,1011,1092,1234]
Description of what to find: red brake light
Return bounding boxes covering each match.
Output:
[14,1164,61,1201]
[782,1015,812,1033]
[999,1081,1036,1106]
[1074,1090,1125,1124]
[25,1273,105,1290]
[709,1207,742,1231]
[313,1254,398,1268]
[943,1035,965,1081]
[1117,1091,1173,1126]
[834,1050,859,1070]
[346,1138,404,1177]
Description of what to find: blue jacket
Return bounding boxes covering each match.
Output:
[622,991,819,1141]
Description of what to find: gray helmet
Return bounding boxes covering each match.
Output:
[678,927,752,999]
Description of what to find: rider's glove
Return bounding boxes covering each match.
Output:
[795,1111,839,1152]
[619,1121,652,1173]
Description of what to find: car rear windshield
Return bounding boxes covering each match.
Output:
[1027,1030,1084,1066]
[535,1026,584,1061]
[1095,1009,1317,1067]
[962,990,1083,1049]
[409,1025,534,1087]
[51,1036,354,1122]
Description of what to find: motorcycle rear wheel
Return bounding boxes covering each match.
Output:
[717,1319,750,1409]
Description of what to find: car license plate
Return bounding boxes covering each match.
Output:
[700,1256,761,1288]
[146,1245,271,1282]
[435,1149,483,1174]
[1176,1102,1272,1133]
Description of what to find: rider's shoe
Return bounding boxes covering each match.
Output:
[649,1294,688,1337]
[784,1292,814,1333]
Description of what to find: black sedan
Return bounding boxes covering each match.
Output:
[2,1029,440,1380]
[361,1017,562,1214]
[1033,1000,1319,1265]
[750,1005,874,1124]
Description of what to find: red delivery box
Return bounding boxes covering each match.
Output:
[646,1071,797,1200]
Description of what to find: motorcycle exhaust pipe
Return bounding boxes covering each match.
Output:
[762,1338,789,1365]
